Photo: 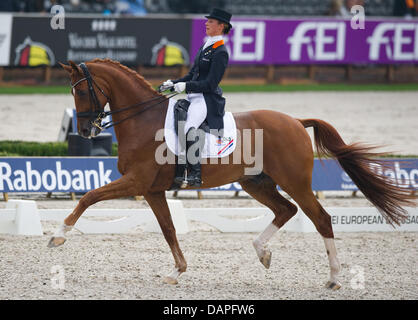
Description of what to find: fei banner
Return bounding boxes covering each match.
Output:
[0,158,417,193]
[191,17,418,65]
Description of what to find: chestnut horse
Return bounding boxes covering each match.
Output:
[50,59,415,290]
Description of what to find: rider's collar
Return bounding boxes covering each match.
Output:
[203,35,223,50]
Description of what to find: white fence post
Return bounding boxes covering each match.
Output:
[1,200,43,236]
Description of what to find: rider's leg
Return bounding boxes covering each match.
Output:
[183,94,207,187]
[184,93,207,134]
[186,127,205,187]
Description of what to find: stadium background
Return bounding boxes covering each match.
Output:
[0,0,418,85]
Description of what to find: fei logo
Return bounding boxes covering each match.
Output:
[287,22,346,61]
[367,22,418,61]
[223,21,266,62]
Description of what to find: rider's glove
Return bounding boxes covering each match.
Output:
[160,79,174,91]
[174,82,186,93]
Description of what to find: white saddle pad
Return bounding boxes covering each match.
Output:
[164,98,237,158]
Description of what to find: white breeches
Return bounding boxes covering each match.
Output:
[184,93,207,134]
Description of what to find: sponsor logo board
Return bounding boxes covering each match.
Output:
[0,158,416,193]
[191,18,418,64]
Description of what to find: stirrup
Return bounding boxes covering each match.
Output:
[186,173,202,187]
[174,176,188,189]
[187,179,201,188]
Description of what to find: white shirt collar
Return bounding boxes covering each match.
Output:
[203,35,223,50]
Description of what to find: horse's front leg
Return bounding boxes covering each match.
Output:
[48,174,137,247]
[144,191,187,285]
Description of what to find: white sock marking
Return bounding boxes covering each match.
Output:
[323,237,341,283]
[253,222,279,257]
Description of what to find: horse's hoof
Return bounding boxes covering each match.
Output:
[259,250,272,269]
[325,280,342,291]
[47,237,66,248]
[163,276,178,285]
[253,240,272,269]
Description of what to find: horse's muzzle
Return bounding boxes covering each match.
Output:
[79,124,101,139]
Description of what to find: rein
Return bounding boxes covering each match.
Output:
[71,62,177,131]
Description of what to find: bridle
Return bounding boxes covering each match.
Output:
[70,62,177,131]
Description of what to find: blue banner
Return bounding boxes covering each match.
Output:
[0,157,120,193]
[0,157,417,193]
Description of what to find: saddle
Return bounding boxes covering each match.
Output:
[165,99,236,158]
[165,98,237,190]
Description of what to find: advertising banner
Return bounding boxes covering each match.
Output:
[10,16,191,67]
[0,158,417,193]
[0,13,13,66]
[0,157,120,193]
[213,159,418,191]
[191,17,418,65]
[8,15,418,67]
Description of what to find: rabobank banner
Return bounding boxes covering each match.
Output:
[208,159,418,192]
[191,17,418,65]
[0,158,417,193]
[0,157,121,193]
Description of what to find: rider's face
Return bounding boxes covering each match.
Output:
[205,19,224,37]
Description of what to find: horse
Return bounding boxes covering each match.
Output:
[50,58,415,289]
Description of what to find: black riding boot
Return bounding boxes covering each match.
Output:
[186,127,204,187]
[173,154,187,187]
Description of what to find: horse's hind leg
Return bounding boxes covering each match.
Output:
[239,173,298,269]
[289,189,341,290]
[144,191,187,285]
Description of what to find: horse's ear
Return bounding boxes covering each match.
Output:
[59,62,72,73]
[68,60,81,74]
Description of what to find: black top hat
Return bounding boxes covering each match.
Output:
[205,8,232,29]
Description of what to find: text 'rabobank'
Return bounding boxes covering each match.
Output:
[0,158,120,192]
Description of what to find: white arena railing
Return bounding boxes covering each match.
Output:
[0,199,417,236]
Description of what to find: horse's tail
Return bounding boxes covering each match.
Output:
[298,118,416,226]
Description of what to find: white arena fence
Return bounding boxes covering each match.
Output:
[0,200,417,236]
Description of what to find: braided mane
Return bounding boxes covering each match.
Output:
[90,58,163,96]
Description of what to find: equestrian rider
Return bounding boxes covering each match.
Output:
[161,8,232,187]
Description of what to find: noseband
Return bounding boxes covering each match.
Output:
[70,62,177,130]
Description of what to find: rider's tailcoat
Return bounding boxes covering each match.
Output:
[173,40,228,131]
